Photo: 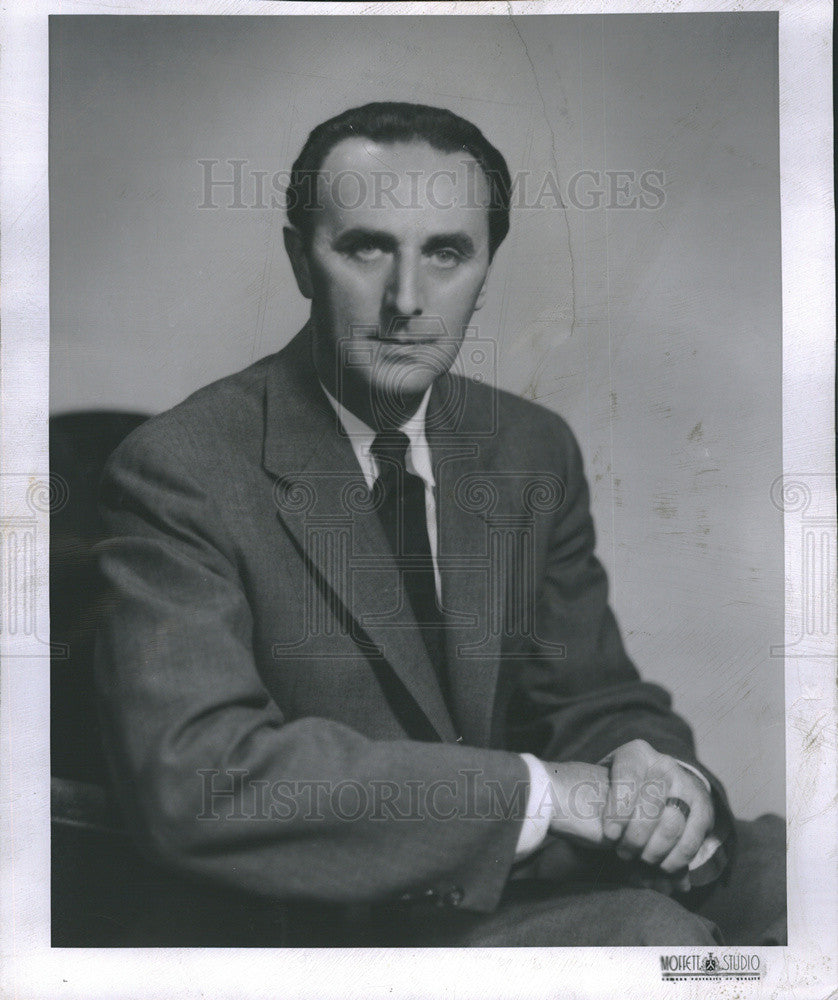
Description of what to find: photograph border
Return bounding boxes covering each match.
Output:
[1,2,834,998]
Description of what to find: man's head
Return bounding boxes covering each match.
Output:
[283,103,511,428]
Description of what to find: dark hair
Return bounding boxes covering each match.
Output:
[286,102,511,260]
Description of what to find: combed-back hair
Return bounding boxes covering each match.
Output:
[286,102,511,259]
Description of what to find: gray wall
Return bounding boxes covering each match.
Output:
[50,13,784,818]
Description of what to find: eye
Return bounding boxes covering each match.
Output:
[429,248,461,268]
[349,240,385,262]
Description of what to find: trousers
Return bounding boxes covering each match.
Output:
[361,815,786,947]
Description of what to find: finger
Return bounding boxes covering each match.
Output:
[615,804,660,859]
[603,744,650,842]
[640,797,689,865]
[614,755,673,858]
[659,798,714,873]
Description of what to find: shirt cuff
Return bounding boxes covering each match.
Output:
[674,759,711,794]
[514,754,552,860]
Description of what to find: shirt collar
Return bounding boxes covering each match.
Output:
[319,382,435,491]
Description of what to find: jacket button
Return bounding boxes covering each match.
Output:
[443,886,464,908]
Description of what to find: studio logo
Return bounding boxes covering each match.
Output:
[659,952,763,982]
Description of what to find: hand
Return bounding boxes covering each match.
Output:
[543,761,611,846]
[602,739,714,875]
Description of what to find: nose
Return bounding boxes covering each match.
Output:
[385,254,423,318]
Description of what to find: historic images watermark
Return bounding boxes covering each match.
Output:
[1,472,69,658]
[770,473,836,659]
[196,159,666,212]
[196,768,669,824]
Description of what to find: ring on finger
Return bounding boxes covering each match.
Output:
[664,796,691,822]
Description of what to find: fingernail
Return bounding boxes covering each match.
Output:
[604,822,621,840]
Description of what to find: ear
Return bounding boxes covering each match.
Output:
[473,264,492,312]
[283,226,314,300]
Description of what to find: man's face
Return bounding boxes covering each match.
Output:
[287,137,494,423]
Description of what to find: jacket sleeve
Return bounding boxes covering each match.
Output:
[94,421,528,915]
[502,416,735,873]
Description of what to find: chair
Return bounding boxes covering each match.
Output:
[49,411,315,946]
[50,411,150,944]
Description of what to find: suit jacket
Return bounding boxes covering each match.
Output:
[95,327,732,924]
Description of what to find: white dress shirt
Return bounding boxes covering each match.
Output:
[320,383,720,869]
[321,384,441,600]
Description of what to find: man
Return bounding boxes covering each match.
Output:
[95,102,785,947]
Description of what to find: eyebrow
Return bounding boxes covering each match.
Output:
[332,228,398,253]
[332,228,476,257]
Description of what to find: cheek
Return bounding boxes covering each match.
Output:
[313,264,383,319]
[434,275,486,320]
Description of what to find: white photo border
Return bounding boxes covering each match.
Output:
[1,2,834,998]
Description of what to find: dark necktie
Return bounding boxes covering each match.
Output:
[370,431,449,704]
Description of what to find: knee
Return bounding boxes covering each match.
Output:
[732,815,787,896]
[737,814,786,865]
[626,889,721,947]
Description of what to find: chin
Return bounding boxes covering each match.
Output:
[375,351,451,393]
[370,369,435,401]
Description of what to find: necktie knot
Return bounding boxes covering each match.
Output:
[371,430,411,477]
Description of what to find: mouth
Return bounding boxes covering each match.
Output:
[378,336,438,347]
[384,316,449,343]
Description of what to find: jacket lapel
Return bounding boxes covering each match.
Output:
[427,377,504,748]
[263,329,458,743]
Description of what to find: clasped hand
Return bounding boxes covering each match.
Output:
[544,739,714,880]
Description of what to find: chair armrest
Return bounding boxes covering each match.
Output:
[51,775,126,836]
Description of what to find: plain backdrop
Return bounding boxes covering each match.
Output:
[50,13,784,819]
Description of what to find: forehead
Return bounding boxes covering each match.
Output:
[313,137,491,238]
